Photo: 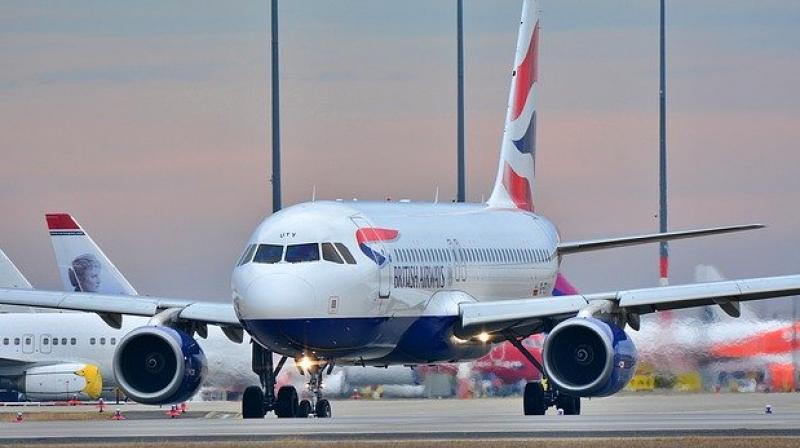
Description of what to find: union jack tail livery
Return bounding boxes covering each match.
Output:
[488,0,539,212]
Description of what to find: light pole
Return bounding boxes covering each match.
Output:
[456,0,465,202]
[271,0,282,213]
[658,0,669,287]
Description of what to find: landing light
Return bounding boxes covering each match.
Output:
[298,356,314,371]
[477,332,490,343]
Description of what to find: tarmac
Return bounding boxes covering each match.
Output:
[1,393,799,444]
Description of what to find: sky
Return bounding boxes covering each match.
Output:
[0,1,798,304]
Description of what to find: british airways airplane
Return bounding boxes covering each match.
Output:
[1,0,800,418]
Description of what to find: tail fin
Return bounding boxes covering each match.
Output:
[487,0,539,211]
[46,213,138,295]
[0,249,32,289]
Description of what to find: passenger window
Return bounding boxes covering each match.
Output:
[100,337,106,345]
[322,243,344,264]
[111,338,116,345]
[43,338,49,345]
[25,337,31,345]
[90,338,96,345]
[71,338,77,345]
[62,338,67,345]
[285,243,320,263]
[253,244,284,264]
[334,243,357,264]
[52,338,58,346]
[2,338,8,345]
[237,244,257,266]
[14,338,20,346]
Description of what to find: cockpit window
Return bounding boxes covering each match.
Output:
[253,244,284,264]
[321,243,344,264]
[237,244,257,266]
[285,243,320,263]
[334,243,357,264]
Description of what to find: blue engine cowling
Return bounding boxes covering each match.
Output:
[542,317,637,397]
[112,326,207,404]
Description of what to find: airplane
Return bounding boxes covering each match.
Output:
[44,213,260,398]
[2,0,800,418]
[0,215,257,402]
[0,249,104,401]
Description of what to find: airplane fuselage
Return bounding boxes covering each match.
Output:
[232,201,561,364]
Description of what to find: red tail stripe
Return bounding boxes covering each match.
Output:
[46,213,80,230]
[511,21,539,121]
[502,163,533,212]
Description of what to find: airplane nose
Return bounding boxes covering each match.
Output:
[241,274,316,319]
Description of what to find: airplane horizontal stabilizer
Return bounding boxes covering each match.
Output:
[557,224,764,255]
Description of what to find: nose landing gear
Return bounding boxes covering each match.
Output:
[242,343,334,419]
[301,357,333,418]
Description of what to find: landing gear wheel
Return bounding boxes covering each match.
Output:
[297,399,312,418]
[523,382,546,416]
[242,385,265,419]
[275,386,299,418]
[315,399,331,418]
[556,393,581,415]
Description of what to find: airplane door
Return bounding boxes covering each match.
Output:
[40,334,52,354]
[448,239,466,282]
[22,334,34,354]
[351,217,392,300]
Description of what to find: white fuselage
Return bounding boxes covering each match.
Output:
[0,313,255,397]
[232,201,561,364]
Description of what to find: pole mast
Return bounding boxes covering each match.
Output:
[271,0,282,213]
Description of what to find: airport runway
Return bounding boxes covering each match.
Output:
[1,393,799,444]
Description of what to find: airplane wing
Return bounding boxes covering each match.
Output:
[557,224,763,255]
[0,287,240,328]
[459,274,800,335]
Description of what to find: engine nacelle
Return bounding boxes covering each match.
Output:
[0,363,103,401]
[113,326,207,404]
[543,317,637,397]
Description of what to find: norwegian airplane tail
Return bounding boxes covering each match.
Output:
[487,0,540,212]
[45,213,137,295]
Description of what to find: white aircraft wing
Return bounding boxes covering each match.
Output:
[0,287,240,327]
[460,274,800,334]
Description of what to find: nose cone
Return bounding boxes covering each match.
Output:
[238,274,316,320]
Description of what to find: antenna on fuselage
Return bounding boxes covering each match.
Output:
[311,185,316,202]
[434,187,440,204]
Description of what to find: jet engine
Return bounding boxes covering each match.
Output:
[542,317,637,397]
[0,363,103,401]
[113,326,207,404]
